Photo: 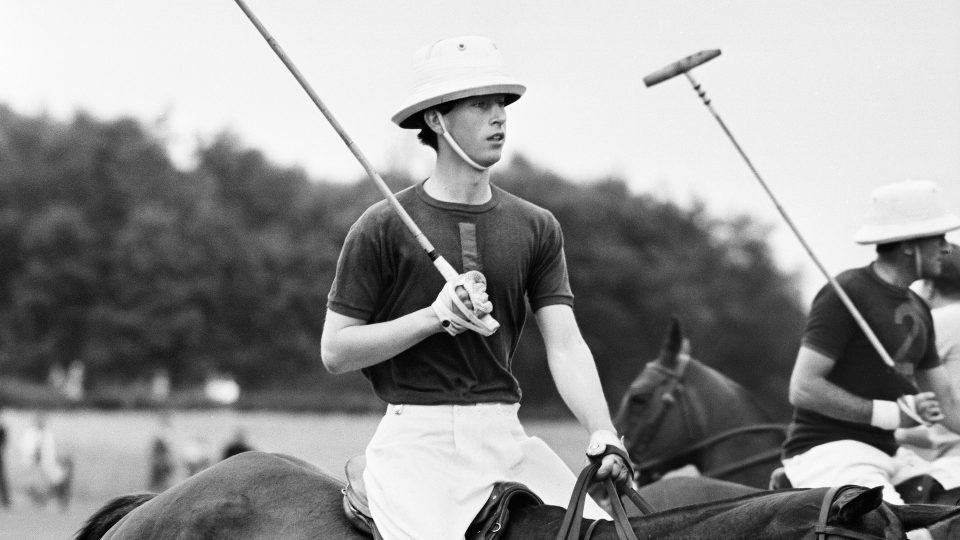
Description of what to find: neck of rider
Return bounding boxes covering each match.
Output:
[874,242,925,288]
[425,111,494,205]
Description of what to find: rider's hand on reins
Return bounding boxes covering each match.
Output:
[586,429,632,488]
[911,392,944,425]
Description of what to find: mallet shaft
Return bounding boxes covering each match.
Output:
[233,0,498,331]
[644,51,922,406]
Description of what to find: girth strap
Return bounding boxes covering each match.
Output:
[555,445,657,540]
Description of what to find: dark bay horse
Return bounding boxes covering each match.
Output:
[77,451,959,540]
[613,318,787,489]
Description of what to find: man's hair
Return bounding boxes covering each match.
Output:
[415,100,459,151]
[875,241,901,255]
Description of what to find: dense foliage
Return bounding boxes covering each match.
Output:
[0,106,805,418]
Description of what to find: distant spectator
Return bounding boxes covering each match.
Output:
[0,413,10,508]
[148,414,176,492]
[19,413,70,511]
[181,435,212,477]
[221,427,254,460]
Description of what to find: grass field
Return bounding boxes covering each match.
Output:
[0,407,590,540]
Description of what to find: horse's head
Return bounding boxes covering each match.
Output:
[613,317,698,484]
[613,317,786,486]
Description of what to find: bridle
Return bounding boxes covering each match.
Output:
[560,477,890,540]
[623,354,787,483]
[636,423,788,480]
[815,486,889,540]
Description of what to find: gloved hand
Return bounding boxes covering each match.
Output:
[431,271,495,337]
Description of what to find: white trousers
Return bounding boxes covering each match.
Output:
[363,403,609,540]
[782,440,935,504]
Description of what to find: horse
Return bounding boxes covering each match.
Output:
[613,318,787,489]
[76,450,960,540]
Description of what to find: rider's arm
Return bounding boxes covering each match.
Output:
[916,365,960,434]
[536,304,628,484]
[320,308,442,373]
[788,346,873,423]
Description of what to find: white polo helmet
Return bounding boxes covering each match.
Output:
[853,180,960,244]
[392,36,526,129]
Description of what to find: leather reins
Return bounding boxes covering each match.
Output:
[557,469,889,540]
[635,423,787,479]
[555,445,656,540]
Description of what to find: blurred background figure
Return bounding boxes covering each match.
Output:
[900,245,960,467]
[0,410,10,508]
[221,426,254,460]
[148,413,177,492]
[150,368,171,405]
[63,360,86,402]
[181,435,212,477]
[19,412,72,512]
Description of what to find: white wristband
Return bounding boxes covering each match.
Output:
[870,400,901,430]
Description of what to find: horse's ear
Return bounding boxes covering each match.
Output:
[834,486,883,523]
[656,317,683,369]
[892,503,960,531]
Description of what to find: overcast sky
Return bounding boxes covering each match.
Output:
[2,1,958,304]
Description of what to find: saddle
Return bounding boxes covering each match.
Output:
[342,455,544,540]
[768,467,945,504]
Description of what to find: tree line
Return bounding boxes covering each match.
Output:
[0,105,806,418]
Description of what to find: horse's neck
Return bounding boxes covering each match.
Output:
[683,362,770,432]
[589,495,778,540]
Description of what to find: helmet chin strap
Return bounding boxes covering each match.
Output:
[914,241,923,279]
[434,113,488,172]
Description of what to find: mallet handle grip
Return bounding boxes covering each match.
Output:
[234,0,499,333]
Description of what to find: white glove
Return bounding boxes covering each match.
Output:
[431,271,495,337]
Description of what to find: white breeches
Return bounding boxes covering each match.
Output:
[364,402,609,540]
[782,440,937,504]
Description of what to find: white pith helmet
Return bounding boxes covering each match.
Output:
[392,36,526,129]
[853,180,960,244]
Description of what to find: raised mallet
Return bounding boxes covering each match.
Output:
[644,50,924,410]
[233,0,498,332]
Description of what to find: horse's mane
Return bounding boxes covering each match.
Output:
[682,357,775,422]
[74,492,157,540]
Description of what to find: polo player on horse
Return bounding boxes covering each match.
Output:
[781,180,960,507]
[320,36,630,540]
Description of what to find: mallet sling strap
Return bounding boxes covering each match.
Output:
[555,445,656,540]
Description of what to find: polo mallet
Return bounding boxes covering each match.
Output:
[643,50,924,422]
[233,0,498,333]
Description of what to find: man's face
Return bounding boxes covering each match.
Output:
[914,235,950,278]
[442,93,507,167]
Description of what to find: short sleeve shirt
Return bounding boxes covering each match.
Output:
[327,181,573,405]
[782,265,940,458]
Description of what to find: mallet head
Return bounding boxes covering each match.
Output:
[643,49,721,87]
